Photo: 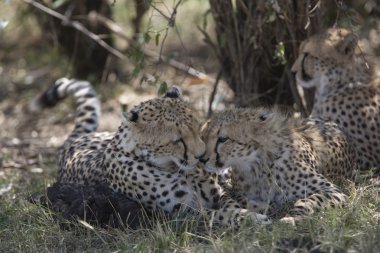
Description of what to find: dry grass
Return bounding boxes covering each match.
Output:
[1,174,379,252]
[1,1,380,252]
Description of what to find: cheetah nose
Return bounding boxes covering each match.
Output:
[196,153,209,164]
[199,157,209,164]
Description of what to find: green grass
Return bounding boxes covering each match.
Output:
[0,171,379,252]
[1,1,379,252]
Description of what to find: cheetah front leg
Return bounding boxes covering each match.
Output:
[205,196,271,229]
[281,181,348,225]
[193,170,271,228]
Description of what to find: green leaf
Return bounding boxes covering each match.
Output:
[219,33,226,48]
[128,49,144,64]
[155,33,160,46]
[158,82,168,96]
[131,61,143,79]
[139,76,147,86]
[52,0,69,9]
[144,32,151,43]
[120,103,128,112]
[274,41,287,65]
[0,19,9,30]
[202,9,211,30]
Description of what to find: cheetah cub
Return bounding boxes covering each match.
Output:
[200,107,357,223]
[30,78,270,228]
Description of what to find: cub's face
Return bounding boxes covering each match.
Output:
[291,28,358,89]
[200,109,271,173]
[123,87,205,171]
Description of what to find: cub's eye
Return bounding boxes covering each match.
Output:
[217,137,229,143]
[173,138,183,144]
[258,115,267,121]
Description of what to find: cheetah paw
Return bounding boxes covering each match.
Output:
[246,212,272,225]
[279,216,304,226]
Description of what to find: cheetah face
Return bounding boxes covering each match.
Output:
[200,109,271,174]
[292,53,332,89]
[122,86,205,171]
[291,28,358,89]
[200,131,259,174]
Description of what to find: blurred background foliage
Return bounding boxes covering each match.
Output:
[0,0,379,114]
[0,3,379,251]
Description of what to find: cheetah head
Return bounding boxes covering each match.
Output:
[120,86,205,171]
[291,28,360,89]
[200,108,279,174]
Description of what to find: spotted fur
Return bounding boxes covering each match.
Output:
[31,78,270,227]
[200,107,357,222]
[292,28,380,169]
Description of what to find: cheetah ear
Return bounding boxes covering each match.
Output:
[200,120,211,138]
[201,120,210,132]
[336,33,357,56]
[122,111,139,123]
[164,85,183,99]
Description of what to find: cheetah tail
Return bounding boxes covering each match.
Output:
[29,78,100,142]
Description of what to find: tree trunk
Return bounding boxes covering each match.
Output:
[208,0,332,114]
[32,0,113,83]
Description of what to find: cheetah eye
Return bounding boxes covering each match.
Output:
[258,112,272,121]
[173,138,183,144]
[258,115,267,121]
[217,137,229,143]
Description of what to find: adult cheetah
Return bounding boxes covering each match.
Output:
[292,28,380,169]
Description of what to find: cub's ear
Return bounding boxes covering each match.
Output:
[200,120,211,137]
[258,112,273,121]
[164,85,182,99]
[336,32,357,56]
[122,111,139,123]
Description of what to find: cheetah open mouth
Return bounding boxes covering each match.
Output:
[301,70,312,82]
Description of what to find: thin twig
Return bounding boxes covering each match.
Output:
[208,70,222,117]
[149,0,182,26]
[197,25,217,55]
[152,0,183,60]
[236,0,250,16]
[286,69,308,117]
[283,8,309,116]
[335,1,371,70]
[308,0,321,15]
[24,0,211,82]
[23,0,125,59]
[244,86,278,105]
[158,27,170,62]
[150,2,171,22]
[90,12,212,82]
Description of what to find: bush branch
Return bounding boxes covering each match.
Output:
[23,0,125,60]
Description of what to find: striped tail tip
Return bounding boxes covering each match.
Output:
[28,78,71,113]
